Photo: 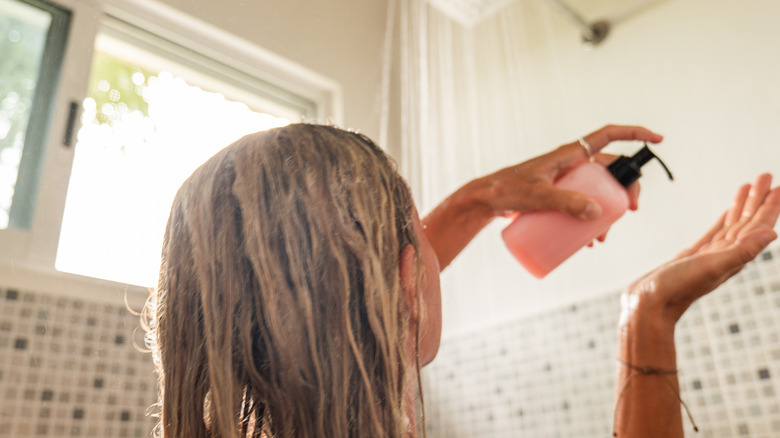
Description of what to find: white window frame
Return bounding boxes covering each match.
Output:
[0,0,342,299]
[3,0,71,231]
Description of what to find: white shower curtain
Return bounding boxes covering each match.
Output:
[389,0,605,336]
[395,0,582,212]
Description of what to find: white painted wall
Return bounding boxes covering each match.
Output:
[429,0,780,338]
[156,0,391,144]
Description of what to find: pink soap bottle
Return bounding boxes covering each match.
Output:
[502,144,673,278]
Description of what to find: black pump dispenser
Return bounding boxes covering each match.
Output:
[607,143,674,188]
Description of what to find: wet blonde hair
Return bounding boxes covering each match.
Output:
[146,124,421,437]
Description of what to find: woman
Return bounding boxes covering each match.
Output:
[147,123,780,437]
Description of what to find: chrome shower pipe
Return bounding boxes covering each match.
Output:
[546,0,609,46]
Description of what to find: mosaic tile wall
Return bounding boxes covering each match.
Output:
[422,245,780,438]
[3,246,780,438]
[0,289,157,438]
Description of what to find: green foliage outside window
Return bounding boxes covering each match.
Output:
[87,52,153,126]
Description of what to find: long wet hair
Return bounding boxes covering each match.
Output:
[144,124,421,437]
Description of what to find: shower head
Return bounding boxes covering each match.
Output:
[546,0,609,47]
[426,0,609,47]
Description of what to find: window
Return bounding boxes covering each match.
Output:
[55,18,317,286]
[0,0,70,229]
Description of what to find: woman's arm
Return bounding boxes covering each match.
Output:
[422,125,663,270]
[614,173,780,437]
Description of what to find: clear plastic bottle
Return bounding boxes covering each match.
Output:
[502,144,673,278]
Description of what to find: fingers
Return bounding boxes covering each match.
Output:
[549,143,593,175]
[718,174,778,242]
[743,174,773,217]
[723,184,752,228]
[541,187,602,220]
[552,125,663,174]
[556,190,602,220]
[725,174,775,240]
[711,183,750,244]
[580,125,664,155]
[738,186,780,238]
[677,174,779,261]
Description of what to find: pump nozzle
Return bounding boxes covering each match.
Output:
[607,143,673,188]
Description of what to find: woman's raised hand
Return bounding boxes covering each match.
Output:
[624,173,780,326]
[614,174,780,438]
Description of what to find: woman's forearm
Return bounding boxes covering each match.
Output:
[421,178,495,270]
[614,303,684,438]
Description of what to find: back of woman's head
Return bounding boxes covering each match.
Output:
[147,124,418,438]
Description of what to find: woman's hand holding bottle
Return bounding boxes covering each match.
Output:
[423,125,664,270]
